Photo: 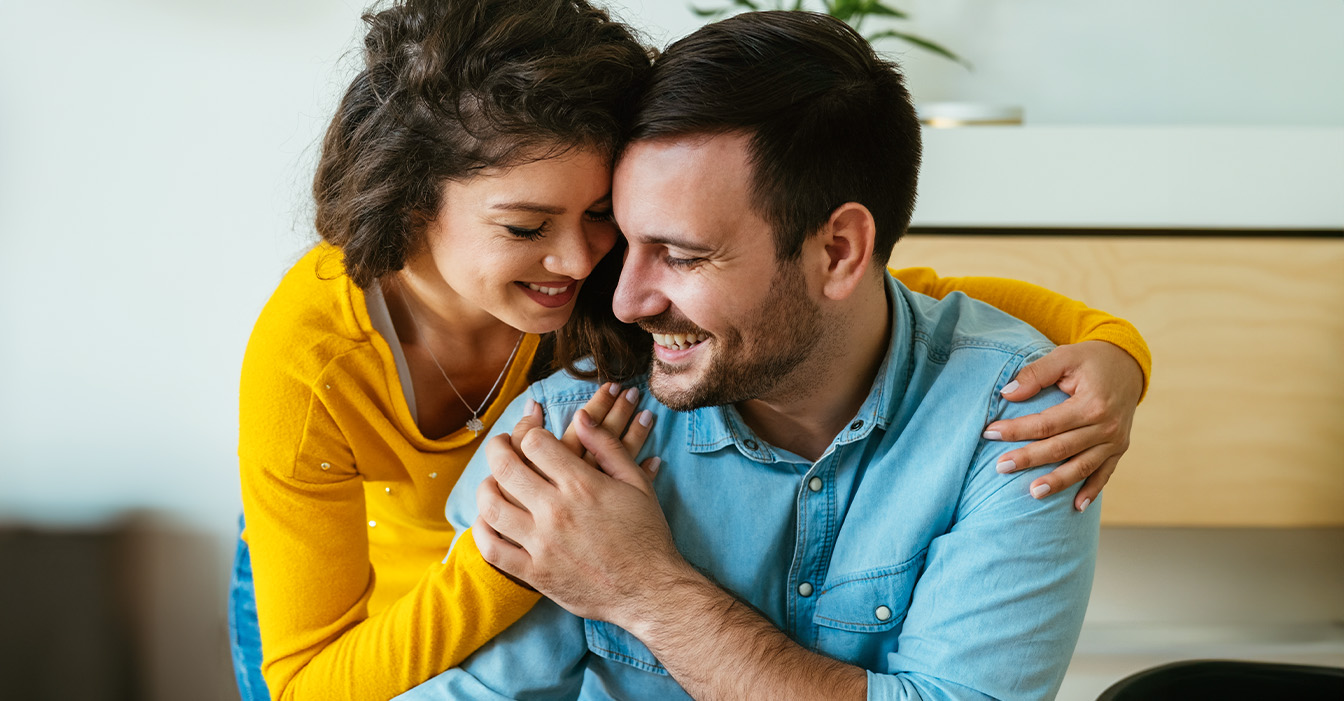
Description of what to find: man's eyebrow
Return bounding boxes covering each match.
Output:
[634,233,717,254]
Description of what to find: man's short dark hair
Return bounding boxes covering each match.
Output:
[626,10,922,264]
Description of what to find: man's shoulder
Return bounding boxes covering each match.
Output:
[896,281,1055,366]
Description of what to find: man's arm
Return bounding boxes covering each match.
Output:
[479,415,868,700]
[895,266,1148,511]
[622,567,869,700]
[483,380,1098,700]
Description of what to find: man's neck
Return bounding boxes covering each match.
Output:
[735,276,892,461]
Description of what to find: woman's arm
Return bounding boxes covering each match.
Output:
[239,458,537,701]
[237,340,538,701]
[894,267,1150,511]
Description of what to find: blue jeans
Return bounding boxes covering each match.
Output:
[228,515,270,701]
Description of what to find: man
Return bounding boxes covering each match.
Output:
[401,11,1101,700]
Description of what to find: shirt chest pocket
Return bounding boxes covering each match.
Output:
[812,550,926,665]
[584,619,670,676]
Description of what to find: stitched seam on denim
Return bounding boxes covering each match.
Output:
[813,616,901,630]
[813,548,926,628]
[911,329,1048,367]
[589,644,667,674]
[817,547,929,596]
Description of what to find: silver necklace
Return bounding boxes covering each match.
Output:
[396,279,524,436]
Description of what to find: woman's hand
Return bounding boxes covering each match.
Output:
[983,341,1143,512]
[559,383,656,473]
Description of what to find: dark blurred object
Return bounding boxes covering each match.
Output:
[0,516,239,701]
[1097,659,1344,700]
[0,526,141,701]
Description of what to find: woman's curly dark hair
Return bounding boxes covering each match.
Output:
[312,0,655,383]
[313,0,651,289]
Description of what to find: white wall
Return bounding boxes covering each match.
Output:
[606,0,1344,126]
[0,0,365,530]
[3,0,1342,535]
[0,1,1341,697]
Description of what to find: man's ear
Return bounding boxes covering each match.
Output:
[807,202,876,302]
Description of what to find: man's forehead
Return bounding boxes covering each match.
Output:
[613,133,758,235]
[617,132,748,174]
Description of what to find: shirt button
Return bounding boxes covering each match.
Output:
[875,605,892,621]
[808,477,823,492]
[743,439,759,451]
[368,520,377,528]
[850,419,864,431]
[797,582,814,597]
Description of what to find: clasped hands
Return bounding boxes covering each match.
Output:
[472,340,1144,616]
[472,385,688,626]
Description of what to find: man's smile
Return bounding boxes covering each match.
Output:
[651,332,709,351]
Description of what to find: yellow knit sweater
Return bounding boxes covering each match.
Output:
[238,245,1151,701]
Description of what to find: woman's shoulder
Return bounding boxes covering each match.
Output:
[242,244,378,387]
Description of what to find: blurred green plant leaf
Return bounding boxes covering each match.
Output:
[865,29,969,68]
[690,0,966,68]
[863,1,908,19]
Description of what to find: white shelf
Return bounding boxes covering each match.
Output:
[911,127,1344,230]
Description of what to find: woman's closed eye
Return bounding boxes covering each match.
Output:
[584,209,615,224]
[505,222,549,240]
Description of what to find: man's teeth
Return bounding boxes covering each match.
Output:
[526,283,568,296]
[652,332,707,351]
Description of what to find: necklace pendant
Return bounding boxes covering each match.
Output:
[466,416,486,435]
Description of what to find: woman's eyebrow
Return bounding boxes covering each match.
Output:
[488,201,566,215]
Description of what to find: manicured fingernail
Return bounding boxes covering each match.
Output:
[996,459,1016,474]
[1031,483,1051,498]
[647,457,661,475]
[524,398,537,416]
[982,430,1003,440]
[608,383,621,396]
[624,387,639,402]
[1000,380,1020,395]
[638,410,653,427]
[1078,498,1092,513]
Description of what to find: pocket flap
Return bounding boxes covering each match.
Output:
[584,619,669,676]
[813,552,925,633]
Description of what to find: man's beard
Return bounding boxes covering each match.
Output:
[641,262,824,411]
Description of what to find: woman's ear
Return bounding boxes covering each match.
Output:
[807,202,876,302]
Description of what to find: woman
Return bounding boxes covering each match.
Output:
[230,1,1149,700]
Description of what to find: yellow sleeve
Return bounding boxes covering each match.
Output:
[892,267,1152,401]
[239,348,539,701]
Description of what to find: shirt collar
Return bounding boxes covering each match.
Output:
[684,271,915,461]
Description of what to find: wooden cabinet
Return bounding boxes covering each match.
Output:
[891,235,1344,527]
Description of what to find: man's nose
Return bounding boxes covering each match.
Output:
[612,253,665,324]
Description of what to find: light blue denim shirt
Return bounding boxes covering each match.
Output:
[399,274,1100,701]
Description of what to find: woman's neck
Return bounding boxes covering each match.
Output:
[380,263,525,439]
[388,257,519,354]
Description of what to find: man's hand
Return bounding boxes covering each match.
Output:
[473,407,687,627]
[983,340,1143,512]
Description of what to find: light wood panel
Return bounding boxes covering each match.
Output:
[891,236,1344,527]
